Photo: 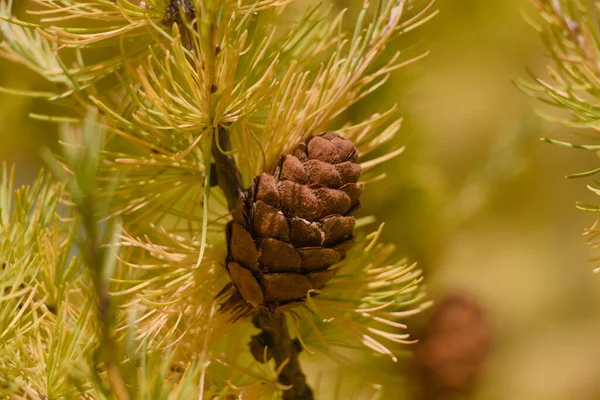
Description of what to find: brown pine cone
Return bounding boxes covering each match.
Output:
[225,133,362,311]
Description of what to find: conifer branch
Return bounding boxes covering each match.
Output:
[0,0,434,397]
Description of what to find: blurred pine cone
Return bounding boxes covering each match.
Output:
[225,133,362,312]
[411,294,491,400]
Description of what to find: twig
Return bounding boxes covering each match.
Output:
[212,127,243,211]
[164,0,196,52]
[252,311,314,400]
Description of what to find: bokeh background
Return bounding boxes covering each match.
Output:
[3,0,600,399]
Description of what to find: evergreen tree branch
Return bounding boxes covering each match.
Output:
[0,0,434,396]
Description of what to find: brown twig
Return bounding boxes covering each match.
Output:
[212,127,243,211]
[164,0,196,52]
[252,311,314,400]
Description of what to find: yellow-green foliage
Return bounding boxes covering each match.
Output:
[520,0,600,270]
[0,0,434,398]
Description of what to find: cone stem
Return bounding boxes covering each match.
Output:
[254,311,314,400]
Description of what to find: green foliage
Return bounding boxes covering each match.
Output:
[0,163,95,398]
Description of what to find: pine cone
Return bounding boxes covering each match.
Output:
[225,133,362,311]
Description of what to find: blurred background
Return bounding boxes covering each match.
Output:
[3,0,600,399]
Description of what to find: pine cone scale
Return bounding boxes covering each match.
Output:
[277,180,321,220]
[227,262,264,306]
[251,201,289,241]
[307,268,339,289]
[288,218,324,247]
[320,215,355,246]
[261,273,313,303]
[230,223,259,269]
[298,248,340,272]
[258,238,302,273]
[255,173,280,206]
